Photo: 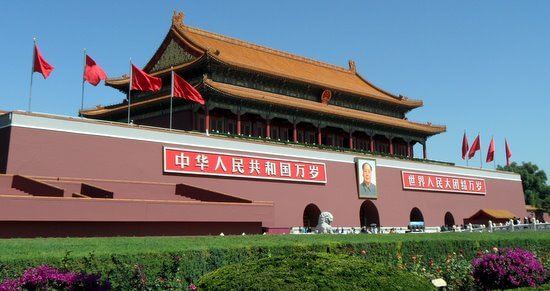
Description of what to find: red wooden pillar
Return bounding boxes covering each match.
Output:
[237,112,241,135]
[348,132,353,149]
[406,141,411,158]
[389,137,394,155]
[317,127,322,145]
[205,106,210,133]
[266,119,271,138]
[370,136,375,152]
[293,123,298,142]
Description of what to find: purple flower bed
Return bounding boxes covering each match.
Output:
[471,247,546,289]
[0,265,109,291]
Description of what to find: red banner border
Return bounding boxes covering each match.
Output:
[401,170,486,195]
[163,146,328,184]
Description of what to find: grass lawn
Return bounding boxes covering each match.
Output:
[0,231,548,261]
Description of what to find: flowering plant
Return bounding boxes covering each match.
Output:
[404,251,474,290]
[471,247,546,289]
[0,265,109,291]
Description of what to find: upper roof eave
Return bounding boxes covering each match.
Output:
[205,53,423,109]
[172,22,422,109]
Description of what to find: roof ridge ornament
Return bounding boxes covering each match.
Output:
[172,11,185,26]
[348,60,357,73]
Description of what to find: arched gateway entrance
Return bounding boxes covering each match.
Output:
[444,212,455,227]
[359,200,380,227]
[303,204,321,228]
[410,207,424,223]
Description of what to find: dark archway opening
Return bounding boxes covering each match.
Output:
[444,212,455,227]
[410,207,424,222]
[303,203,321,228]
[359,200,380,228]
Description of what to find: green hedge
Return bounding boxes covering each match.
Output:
[0,232,548,289]
[198,252,435,290]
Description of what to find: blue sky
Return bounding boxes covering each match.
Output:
[1,1,549,174]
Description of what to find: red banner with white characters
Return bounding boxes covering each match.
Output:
[402,171,486,195]
[163,147,327,183]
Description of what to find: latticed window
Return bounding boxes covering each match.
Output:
[395,142,409,157]
[353,137,369,151]
[210,117,224,132]
[196,113,205,132]
[243,122,252,136]
[270,126,279,139]
[375,139,390,153]
[254,122,266,137]
[226,120,236,134]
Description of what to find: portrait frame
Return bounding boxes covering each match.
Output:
[355,158,378,199]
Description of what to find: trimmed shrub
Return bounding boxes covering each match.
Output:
[198,252,434,290]
[471,248,546,289]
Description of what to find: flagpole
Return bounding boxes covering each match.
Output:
[127,58,132,124]
[170,67,174,130]
[80,49,87,115]
[28,38,36,112]
[479,133,482,169]
[491,134,497,170]
[465,130,469,167]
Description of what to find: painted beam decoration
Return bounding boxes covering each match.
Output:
[164,147,327,183]
[401,171,486,195]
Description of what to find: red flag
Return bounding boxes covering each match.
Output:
[468,135,480,159]
[505,139,512,166]
[172,72,205,105]
[131,64,161,92]
[486,137,495,163]
[33,44,54,79]
[84,55,107,86]
[461,132,469,160]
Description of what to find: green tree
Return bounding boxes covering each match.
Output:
[498,162,550,209]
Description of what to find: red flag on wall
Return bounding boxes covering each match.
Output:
[468,135,481,159]
[461,132,469,160]
[83,55,107,86]
[505,139,512,166]
[33,44,54,79]
[131,64,161,92]
[172,72,205,105]
[486,137,495,163]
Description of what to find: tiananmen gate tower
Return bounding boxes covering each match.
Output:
[0,12,526,237]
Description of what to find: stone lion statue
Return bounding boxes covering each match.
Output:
[316,212,334,234]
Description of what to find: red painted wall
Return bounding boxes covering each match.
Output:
[4,126,526,228]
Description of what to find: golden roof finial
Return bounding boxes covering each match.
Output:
[348,60,356,73]
[172,11,185,26]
